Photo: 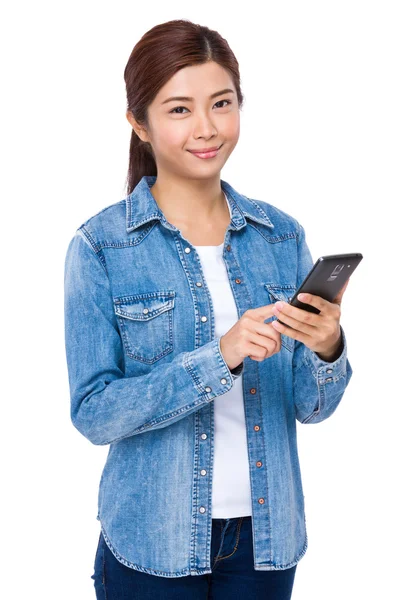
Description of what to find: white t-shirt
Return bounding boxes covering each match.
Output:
[193,193,252,518]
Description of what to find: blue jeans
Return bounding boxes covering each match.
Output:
[92,516,297,599]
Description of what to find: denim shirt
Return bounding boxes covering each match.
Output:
[64,175,353,576]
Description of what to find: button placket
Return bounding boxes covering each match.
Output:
[182,239,217,548]
[181,231,273,566]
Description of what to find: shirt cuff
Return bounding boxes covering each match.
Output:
[185,337,240,401]
[303,324,348,378]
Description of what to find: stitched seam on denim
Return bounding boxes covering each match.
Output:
[247,221,297,242]
[216,516,244,561]
[254,359,273,562]
[102,536,108,600]
[78,226,109,276]
[302,371,325,423]
[213,520,229,567]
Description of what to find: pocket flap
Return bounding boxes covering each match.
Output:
[113,291,175,321]
[263,283,295,303]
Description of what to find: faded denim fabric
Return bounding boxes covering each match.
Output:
[64,175,353,577]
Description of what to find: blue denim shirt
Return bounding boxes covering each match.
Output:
[64,175,353,576]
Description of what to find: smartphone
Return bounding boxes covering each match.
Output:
[276,252,363,326]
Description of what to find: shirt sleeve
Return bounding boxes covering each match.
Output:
[292,223,353,424]
[64,229,242,446]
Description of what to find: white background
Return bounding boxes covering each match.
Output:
[2,1,419,598]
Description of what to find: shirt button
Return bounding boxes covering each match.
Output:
[250,388,256,394]
[326,377,333,382]
[201,316,208,322]
[201,433,208,440]
[185,247,191,253]
[326,368,333,373]
[200,469,207,476]
[143,308,149,314]
[220,378,227,385]
[199,506,206,513]
[205,386,212,392]
[254,425,260,431]
[256,461,262,467]
[235,278,241,284]
[227,245,231,251]
[258,498,265,504]
[196,282,202,287]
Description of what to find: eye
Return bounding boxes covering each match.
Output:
[214,99,232,109]
[169,99,232,114]
[169,106,188,114]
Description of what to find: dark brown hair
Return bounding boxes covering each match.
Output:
[123,19,244,196]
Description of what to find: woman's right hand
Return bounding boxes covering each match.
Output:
[220,303,283,370]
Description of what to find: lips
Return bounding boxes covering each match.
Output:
[188,145,221,153]
[187,144,223,159]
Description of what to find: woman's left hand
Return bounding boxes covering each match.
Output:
[271,278,350,361]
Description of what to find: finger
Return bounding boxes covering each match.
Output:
[254,320,283,348]
[272,303,317,335]
[247,328,282,356]
[251,317,283,347]
[245,338,274,360]
[273,301,321,331]
[253,302,287,320]
[295,292,327,313]
[271,317,313,347]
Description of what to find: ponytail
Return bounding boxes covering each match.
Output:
[125,128,157,196]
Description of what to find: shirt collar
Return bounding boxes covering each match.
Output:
[126,175,274,234]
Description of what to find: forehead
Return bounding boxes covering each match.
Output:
[154,62,234,101]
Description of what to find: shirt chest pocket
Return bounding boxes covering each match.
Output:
[113,290,176,364]
[264,283,296,354]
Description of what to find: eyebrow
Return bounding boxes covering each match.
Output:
[161,88,235,105]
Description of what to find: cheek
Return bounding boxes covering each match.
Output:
[154,124,186,154]
[222,114,240,143]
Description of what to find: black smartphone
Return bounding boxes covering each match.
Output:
[276,252,363,326]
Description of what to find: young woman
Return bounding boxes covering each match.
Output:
[64,19,353,600]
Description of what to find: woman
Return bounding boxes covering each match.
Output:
[64,19,353,600]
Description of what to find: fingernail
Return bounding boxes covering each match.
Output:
[275,301,284,310]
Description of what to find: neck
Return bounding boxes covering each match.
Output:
[150,172,227,224]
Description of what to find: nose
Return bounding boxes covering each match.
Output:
[192,110,218,140]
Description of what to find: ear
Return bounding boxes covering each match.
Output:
[126,110,150,144]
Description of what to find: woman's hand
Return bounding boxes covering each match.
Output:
[220,303,283,370]
[271,278,350,361]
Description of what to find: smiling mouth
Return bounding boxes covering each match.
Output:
[188,144,222,153]
[187,144,223,158]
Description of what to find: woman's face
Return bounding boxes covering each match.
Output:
[127,61,241,180]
